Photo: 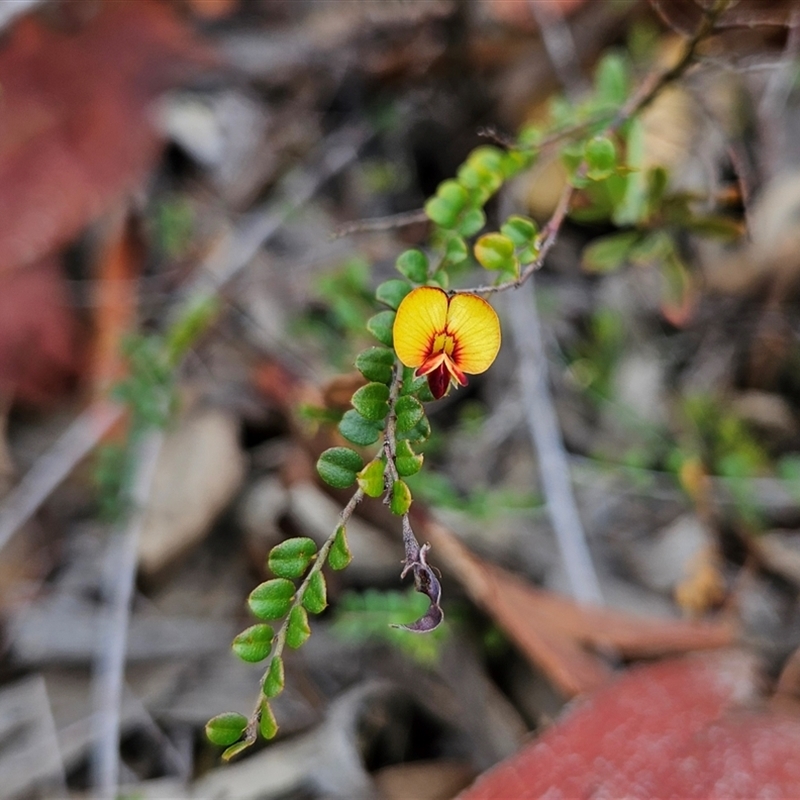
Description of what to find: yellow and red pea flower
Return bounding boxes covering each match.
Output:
[392,286,501,400]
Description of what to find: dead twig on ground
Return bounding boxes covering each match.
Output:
[507,283,604,604]
[0,402,123,555]
[91,430,165,800]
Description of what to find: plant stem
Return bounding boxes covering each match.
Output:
[245,487,365,742]
[457,0,728,297]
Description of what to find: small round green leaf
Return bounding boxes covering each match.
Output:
[437,180,468,213]
[329,525,352,571]
[351,382,390,422]
[595,52,629,106]
[425,197,458,228]
[375,279,412,310]
[443,234,468,265]
[501,149,533,178]
[248,579,295,620]
[338,410,383,446]
[395,440,424,477]
[263,656,285,698]
[232,624,274,663]
[518,242,541,266]
[355,347,395,384]
[517,125,542,149]
[468,145,505,174]
[221,740,252,761]
[430,269,449,289]
[259,700,278,740]
[457,162,488,191]
[581,231,639,273]
[317,447,364,489]
[500,215,537,247]
[367,311,395,346]
[396,249,429,283]
[395,395,424,433]
[397,413,431,443]
[269,537,317,579]
[584,136,617,181]
[456,208,485,237]
[285,605,311,649]
[390,479,413,516]
[474,233,516,271]
[303,571,328,614]
[206,712,248,746]
[357,458,386,498]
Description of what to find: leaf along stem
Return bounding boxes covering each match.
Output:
[456,0,730,297]
[243,486,365,745]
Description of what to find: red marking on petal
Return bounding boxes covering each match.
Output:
[446,358,468,387]
[416,352,445,378]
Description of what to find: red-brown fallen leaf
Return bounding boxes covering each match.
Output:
[0,0,215,276]
[418,512,735,697]
[458,652,800,799]
[0,255,80,406]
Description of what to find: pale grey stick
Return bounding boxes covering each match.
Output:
[185,124,369,295]
[507,282,603,604]
[0,0,42,32]
[90,430,165,800]
[527,0,588,99]
[0,402,122,554]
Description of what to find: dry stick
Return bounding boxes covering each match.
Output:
[91,430,165,800]
[0,402,123,554]
[527,0,588,98]
[507,284,603,605]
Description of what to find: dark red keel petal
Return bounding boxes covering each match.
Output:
[426,363,451,400]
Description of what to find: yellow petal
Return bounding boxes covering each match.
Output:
[393,287,448,368]
[445,293,501,375]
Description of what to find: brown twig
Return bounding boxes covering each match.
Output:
[457,180,574,296]
[457,0,729,297]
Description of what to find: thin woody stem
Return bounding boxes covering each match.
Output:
[457,181,574,296]
[382,365,423,562]
[244,486,365,742]
[382,364,404,480]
